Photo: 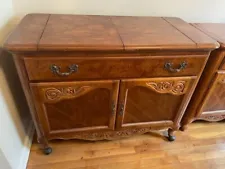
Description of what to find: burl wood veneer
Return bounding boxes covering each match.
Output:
[4,14,218,154]
[181,23,225,130]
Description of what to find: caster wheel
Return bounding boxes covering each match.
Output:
[167,135,176,142]
[43,147,52,155]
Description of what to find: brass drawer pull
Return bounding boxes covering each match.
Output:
[119,103,125,116]
[111,103,116,115]
[164,61,187,73]
[50,64,78,76]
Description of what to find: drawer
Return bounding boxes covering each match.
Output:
[24,55,207,81]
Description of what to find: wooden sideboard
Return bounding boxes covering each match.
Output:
[181,23,225,130]
[4,14,218,154]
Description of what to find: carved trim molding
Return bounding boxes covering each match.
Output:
[198,115,225,122]
[67,128,153,141]
[44,86,92,102]
[146,80,187,95]
[52,127,171,141]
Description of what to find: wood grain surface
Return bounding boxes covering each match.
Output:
[111,16,219,50]
[3,15,218,153]
[26,122,225,169]
[181,23,225,128]
[4,14,219,51]
[24,55,206,81]
[116,77,196,130]
[164,18,220,49]
[201,71,225,113]
[39,15,124,51]
[4,14,50,51]
[220,56,225,70]
[30,80,119,138]
[192,23,225,48]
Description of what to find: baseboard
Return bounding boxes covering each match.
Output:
[17,121,35,169]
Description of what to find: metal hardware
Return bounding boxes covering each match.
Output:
[111,103,116,115]
[164,61,187,73]
[50,64,78,77]
[119,103,124,116]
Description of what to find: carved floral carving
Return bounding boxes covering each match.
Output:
[66,128,154,141]
[44,86,92,101]
[146,80,187,95]
[198,115,225,122]
[54,126,172,141]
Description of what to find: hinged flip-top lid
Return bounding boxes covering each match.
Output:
[111,16,219,50]
[4,14,219,52]
[192,23,225,49]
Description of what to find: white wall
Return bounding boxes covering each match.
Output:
[0,149,11,169]
[12,0,225,22]
[0,0,14,44]
[0,0,32,169]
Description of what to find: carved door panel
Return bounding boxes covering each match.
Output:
[30,80,119,138]
[200,71,225,115]
[116,77,196,129]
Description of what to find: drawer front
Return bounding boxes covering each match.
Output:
[24,55,207,81]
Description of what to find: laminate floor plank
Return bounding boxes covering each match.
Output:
[27,121,225,169]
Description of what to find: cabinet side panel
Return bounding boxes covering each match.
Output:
[13,55,47,146]
[202,72,225,112]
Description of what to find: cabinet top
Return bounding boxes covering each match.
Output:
[192,23,225,49]
[4,14,219,52]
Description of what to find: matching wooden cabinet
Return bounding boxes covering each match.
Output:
[4,14,218,154]
[181,23,225,130]
[200,72,225,115]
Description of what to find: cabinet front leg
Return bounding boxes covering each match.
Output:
[180,118,194,131]
[37,136,52,155]
[180,125,188,131]
[167,128,176,142]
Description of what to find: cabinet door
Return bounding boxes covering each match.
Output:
[30,80,119,138]
[200,72,225,114]
[116,77,196,129]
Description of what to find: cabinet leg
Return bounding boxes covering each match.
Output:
[180,125,188,131]
[37,136,52,155]
[167,128,176,142]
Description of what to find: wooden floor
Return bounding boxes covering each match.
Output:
[27,121,225,169]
